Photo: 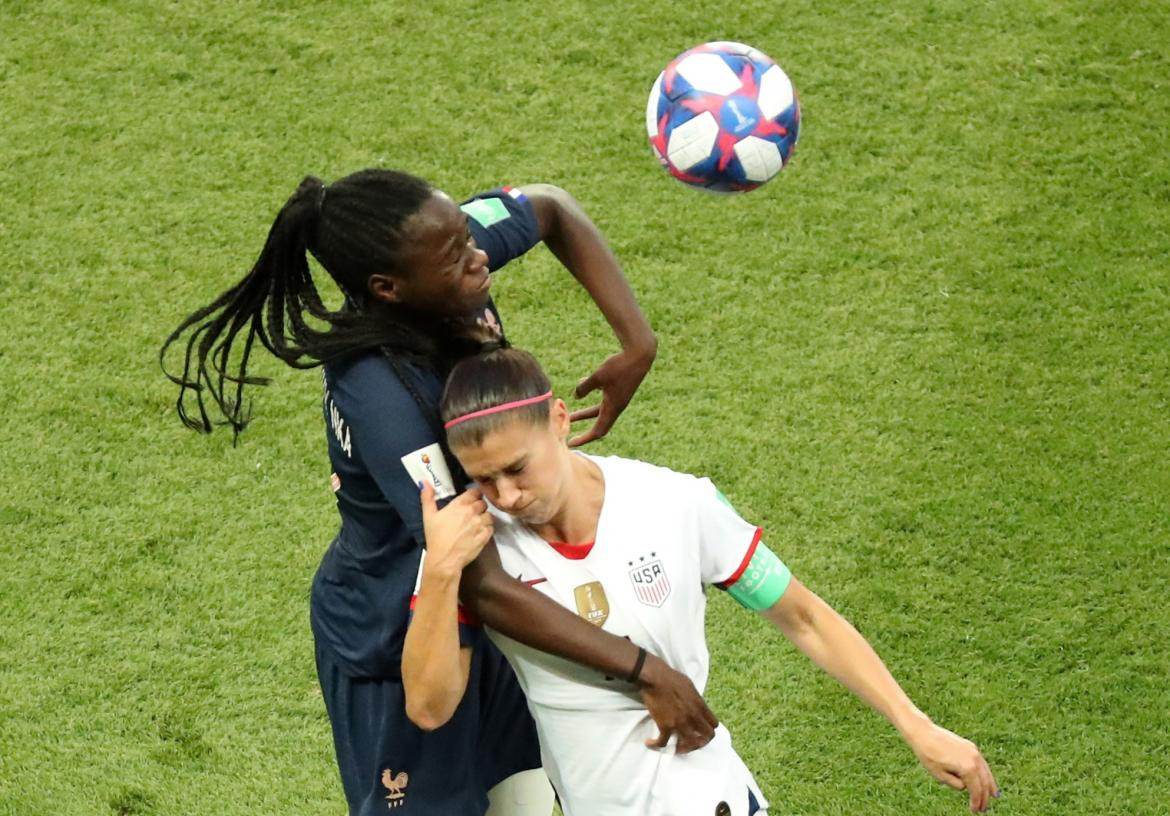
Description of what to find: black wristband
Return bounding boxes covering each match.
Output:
[627,646,648,684]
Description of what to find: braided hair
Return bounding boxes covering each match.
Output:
[160,169,487,437]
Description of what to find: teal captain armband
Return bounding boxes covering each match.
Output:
[720,540,791,611]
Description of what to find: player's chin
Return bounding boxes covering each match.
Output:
[469,273,491,301]
[509,504,544,524]
[459,289,491,315]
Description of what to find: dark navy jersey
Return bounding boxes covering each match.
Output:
[311,187,541,679]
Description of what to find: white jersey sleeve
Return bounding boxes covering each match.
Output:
[691,477,764,588]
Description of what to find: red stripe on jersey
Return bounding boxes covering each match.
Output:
[522,577,548,586]
[547,540,595,560]
[409,593,479,625]
[716,527,764,589]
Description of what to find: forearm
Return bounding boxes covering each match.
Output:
[460,549,648,681]
[767,585,931,739]
[526,184,656,355]
[461,546,719,751]
[402,565,470,730]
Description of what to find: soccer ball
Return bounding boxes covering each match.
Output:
[646,42,800,192]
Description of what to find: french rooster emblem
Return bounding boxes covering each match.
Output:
[382,768,409,803]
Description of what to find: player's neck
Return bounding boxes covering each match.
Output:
[530,453,603,545]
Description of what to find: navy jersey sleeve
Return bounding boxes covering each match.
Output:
[328,355,452,547]
[327,356,481,644]
[460,187,540,272]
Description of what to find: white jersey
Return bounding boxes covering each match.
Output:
[485,454,769,816]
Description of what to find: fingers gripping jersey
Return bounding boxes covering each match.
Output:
[484,454,782,816]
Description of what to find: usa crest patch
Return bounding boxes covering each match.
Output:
[628,557,671,607]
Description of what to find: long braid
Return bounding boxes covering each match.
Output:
[160,169,471,438]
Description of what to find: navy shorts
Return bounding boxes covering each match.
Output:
[315,635,542,816]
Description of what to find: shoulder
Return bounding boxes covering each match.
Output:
[460,187,541,270]
[323,354,444,457]
[326,354,439,408]
[588,454,708,501]
[460,186,534,227]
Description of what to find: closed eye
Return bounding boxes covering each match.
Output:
[448,228,475,265]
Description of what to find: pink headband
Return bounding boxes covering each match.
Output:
[443,391,553,430]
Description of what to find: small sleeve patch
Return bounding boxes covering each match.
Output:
[400,443,457,499]
[461,197,510,228]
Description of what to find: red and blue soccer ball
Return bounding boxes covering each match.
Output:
[646,42,800,192]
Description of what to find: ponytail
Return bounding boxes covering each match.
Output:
[161,169,476,438]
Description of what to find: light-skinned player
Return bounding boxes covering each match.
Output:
[404,347,1000,816]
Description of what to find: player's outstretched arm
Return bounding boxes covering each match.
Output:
[460,542,719,752]
[761,579,1000,813]
[521,183,657,447]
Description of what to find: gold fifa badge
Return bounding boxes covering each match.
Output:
[573,581,610,627]
[381,768,408,809]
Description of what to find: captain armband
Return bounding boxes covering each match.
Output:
[723,542,792,612]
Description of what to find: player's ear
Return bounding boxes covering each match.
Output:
[368,273,403,305]
[550,398,570,439]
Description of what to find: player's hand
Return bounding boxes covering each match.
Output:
[420,482,493,576]
[907,721,1000,812]
[568,346,655,447]
[636,652,719,753]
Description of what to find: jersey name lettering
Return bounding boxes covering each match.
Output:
[322,378,352,458]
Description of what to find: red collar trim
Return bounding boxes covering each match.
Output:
[547,540,595,560]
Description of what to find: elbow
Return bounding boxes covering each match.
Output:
[407,708,448,733]
[523,183,575,242]
[525,182,573,212]
[402,661,460,731]
[405,692,456,732]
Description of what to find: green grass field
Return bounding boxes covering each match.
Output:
[2,1,1168,814]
